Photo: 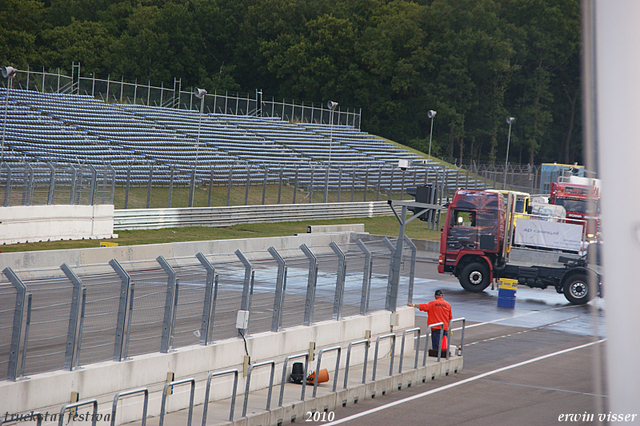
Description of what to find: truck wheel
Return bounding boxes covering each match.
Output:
[563,274,594,304]
[459,262,490,293]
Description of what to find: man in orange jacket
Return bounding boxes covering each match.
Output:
[408,289,453,351]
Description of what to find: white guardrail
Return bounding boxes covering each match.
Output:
[113,201,393,230]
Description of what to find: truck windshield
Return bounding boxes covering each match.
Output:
[555,198,597,214]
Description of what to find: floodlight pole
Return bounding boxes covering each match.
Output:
[324,101,338,203]
[1,66,18,164]
[503,117,515,189]
[427,110,436,159]
[190,88,207,207]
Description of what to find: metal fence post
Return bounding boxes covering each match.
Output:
[196,253,217,345]
[109,259,131,361]
[329,242,346,320]
[226,164,233,206]
[208,166,214,207]
[168,166,175,208]
[3,163,13,207]
[300,244,318,326]
[235,250,254,334]
[244,163,250,205]
[262,168,268,205]
[146,164,154,209]
[23,162,34,206]
[356,240,373,315]
[3,267,26,381]
[19,293,33,379]
[267,247,287,332]
[47,163,56,205]
[277,168,283,204]
[74,288,87,370]
[60,263,82,371]
[157,255,177,353]
[124,165,131,209]
[88,165,97,205]
[403,236,417,304]
[386,206,407,311]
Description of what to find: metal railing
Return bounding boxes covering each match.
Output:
[20,323,466,426]
[203,370,239,424]
[1,64,361,127]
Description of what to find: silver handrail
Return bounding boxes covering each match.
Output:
[202,369,238,424]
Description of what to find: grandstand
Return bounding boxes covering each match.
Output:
[0,87,489,199]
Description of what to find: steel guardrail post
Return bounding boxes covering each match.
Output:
[312,346,341,397]
[278,353,308,406]
[196,253,217,345]
[4,267,26,381]
[159,379,195,426]
[242,361,276,417]
[356,240,373,315]
[343,339,369,388]
[403,236,417,304]
[268,247,287,332]
[202,370,238,424]
[60,263,82,371]
[300,244,318,326]
[399,327,421,373]
[111,388,148,426]
[109,259,131,361]
[157,255,177,353]
[372,333,396,381]
[329,242,347,320]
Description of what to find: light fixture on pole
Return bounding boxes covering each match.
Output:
[325,100,338,203]
[1,66,18,164]
[503,116,515,189]
[189,87,207,207]
[427,110,437,159]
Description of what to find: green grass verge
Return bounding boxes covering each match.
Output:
[0,215,443,253]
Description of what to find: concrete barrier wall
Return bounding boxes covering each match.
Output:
[0,204,116,245]
[0,232,354,276]
[0,307,416,422]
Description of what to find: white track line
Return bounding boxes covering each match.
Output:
[321,338,606,425]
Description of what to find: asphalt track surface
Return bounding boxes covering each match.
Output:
[305,258,611,426]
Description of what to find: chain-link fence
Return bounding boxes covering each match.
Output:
[0,238,418,382]
[2,160,551,209]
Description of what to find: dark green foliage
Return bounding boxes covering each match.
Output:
[0,0,582,165]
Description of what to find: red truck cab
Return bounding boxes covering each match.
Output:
[438,190,507,291]
[549,182,600,241]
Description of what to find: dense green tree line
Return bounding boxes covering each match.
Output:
[0,0,582,165]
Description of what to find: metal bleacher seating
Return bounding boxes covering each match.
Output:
[0,88,488,193]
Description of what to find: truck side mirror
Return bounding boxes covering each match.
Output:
[527,206,532,214]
